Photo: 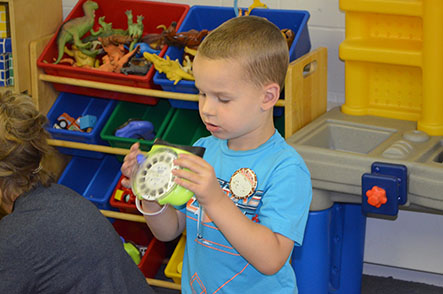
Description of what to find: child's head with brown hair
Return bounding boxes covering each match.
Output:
[0,91,54,212]
[197,15,289,91]
[193,16,289,151]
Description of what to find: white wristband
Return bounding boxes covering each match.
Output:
[135,197,168,216]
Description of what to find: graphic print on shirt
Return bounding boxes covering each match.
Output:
[186,177,263,220]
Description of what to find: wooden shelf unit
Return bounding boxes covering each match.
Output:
[0,0,62,95]
[31,33,327,140]
[30,36,327,213]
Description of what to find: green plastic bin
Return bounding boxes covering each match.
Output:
[100,99,175,152]
[162,108,210,146]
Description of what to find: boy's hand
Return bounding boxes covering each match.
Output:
[121,142,143,188]
[172,153,224,208]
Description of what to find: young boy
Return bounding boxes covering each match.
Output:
[122,15,312,293]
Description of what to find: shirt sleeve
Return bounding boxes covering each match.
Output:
[257,159,312,247]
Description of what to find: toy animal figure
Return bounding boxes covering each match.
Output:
[141,22,209,50]
[85,16,127,41]
[160,25,209,49]
[282,29,295,49]
[98,36,139,73]
[235,0,268,16]
[132,42,161,58]
[143,52,194,85]
[53,0,100,64]
[140,22,176,50]
[84,10,143,46]
[59,44,100,68]
[100,34,133,47]
[126,10,144,51]
[121,57,152,76]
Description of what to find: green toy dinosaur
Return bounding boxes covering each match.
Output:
[83,10,144,51]
[125,10,144,51]
[84,16,127,42]
[53,0,99,64]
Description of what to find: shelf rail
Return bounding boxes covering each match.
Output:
[39,73,285,106]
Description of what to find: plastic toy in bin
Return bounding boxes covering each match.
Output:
[120,236,142,265]
[131,139,205,208]
[113,185,136,205]
[37,0,190,104]
[143,52,194,85]
[115,119,155,140]
[54,112,97,132]
[54,112,80,130]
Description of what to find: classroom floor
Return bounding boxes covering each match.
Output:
[150,268,443,294]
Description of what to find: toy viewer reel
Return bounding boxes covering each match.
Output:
[131,141,205,206]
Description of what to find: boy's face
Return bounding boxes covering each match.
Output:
[193,54,269,150]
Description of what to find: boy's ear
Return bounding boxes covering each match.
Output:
[261,82,281,111]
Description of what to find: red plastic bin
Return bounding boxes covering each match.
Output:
[37,0,189,104]
[109,175,139,214]
[113,220,166,278]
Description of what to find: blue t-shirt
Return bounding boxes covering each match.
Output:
[179,131,312,294]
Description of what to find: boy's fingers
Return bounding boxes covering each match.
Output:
[174,176,194,191]
[174,153,208,171]
[173,168,200,184]
[121,177,131,188]
[130,142,140,151]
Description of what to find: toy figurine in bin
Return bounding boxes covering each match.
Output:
[131,139,205,211]
[120,236,142,265]
[115,119,155,140]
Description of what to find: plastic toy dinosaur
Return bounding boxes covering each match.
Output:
[53,0,100,64]
[85,16,127,41]
[234,0,268,16]
[143,52,194,85]
[141,22,208,51]
[85,10,144,51]
[98,36,139,73]
[126,10,144,51]
[157,22,209,49]
[59,44,100,68]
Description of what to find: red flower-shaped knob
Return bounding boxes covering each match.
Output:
[365,186,387,208]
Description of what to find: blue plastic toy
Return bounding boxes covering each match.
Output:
[115,119,155,140]
[78,114,97,130]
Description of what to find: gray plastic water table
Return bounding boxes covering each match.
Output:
[287,107,443,214]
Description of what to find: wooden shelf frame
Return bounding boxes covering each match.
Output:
[0,0,62,95]
[31,35,326,213]
[31,34,327,139]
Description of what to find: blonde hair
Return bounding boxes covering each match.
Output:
[197,15,289,90]
[0,92,54,208]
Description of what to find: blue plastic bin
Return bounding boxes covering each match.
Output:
[46,92,116,158]
[153,5,311,110]
[57,155,122,210]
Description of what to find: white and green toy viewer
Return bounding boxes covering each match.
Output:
[131,139,205,207]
